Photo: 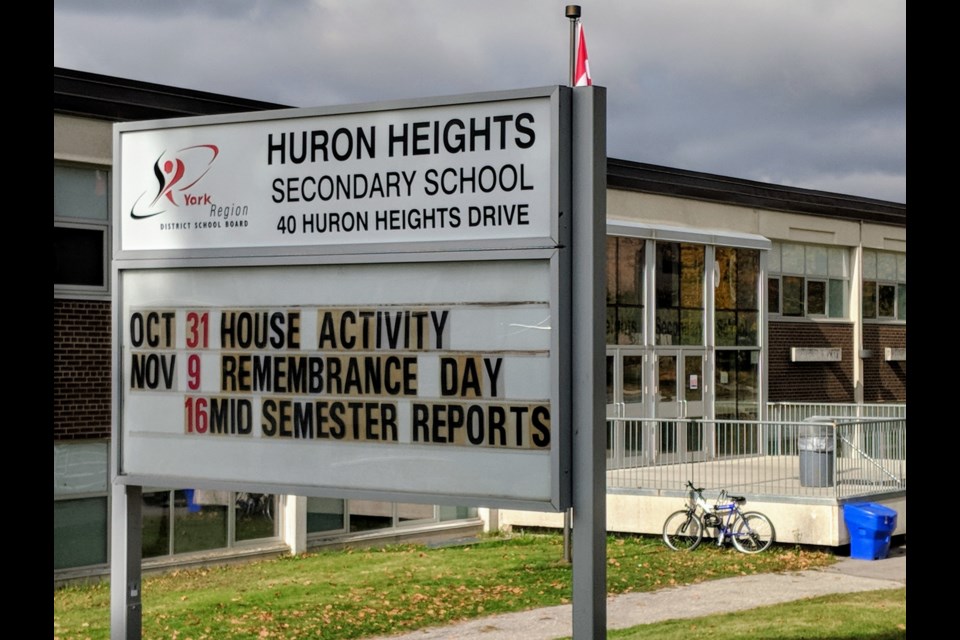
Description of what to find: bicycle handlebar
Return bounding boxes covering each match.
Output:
[686,480,705,494]
[686,481,747,507]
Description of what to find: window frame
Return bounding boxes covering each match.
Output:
[54,162,111,300]
[606,235,645,345]
[861,249,906,323]
[140,488,281,560]
[714,246,761,347]
[805,278,828,318]
[655,241,705,346]
[767,242,849,321]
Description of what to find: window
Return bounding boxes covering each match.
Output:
[606,236,644,345]
[54,163,110,295]
[307,497,346,534]
[306,499,477,538]
[862,249,906,321]
[715,247,762,425]
[54,441,109,570]
[768,242,848,319]
[655,242,704,345]
[715,247,760,346]
[715,350,760,421]
[767,277,780,315]
[141,489,278,558]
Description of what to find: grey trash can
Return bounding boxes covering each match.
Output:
[799,418,835,487]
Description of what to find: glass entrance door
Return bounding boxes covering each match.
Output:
[606,348,645,418]
[606,348,646,468]
[655,349,707,463]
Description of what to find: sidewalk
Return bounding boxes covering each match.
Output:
[364,543,906,640]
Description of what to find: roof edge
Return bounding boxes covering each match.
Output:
[53,67,905,227]
[608,158,905,227]
[54,66,288,122]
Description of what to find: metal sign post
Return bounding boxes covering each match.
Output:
[108,83,605,638]
[570,85,607,639]
[110,483,142,639]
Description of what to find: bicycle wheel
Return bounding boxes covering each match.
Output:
[732,511,775,553]
[662,510,703,551]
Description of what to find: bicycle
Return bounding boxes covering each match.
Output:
[662,481,775,553]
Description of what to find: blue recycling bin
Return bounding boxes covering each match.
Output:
[843,502,897,560]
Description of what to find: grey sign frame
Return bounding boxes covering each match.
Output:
[109,84,611,639]
[111,86,573,511]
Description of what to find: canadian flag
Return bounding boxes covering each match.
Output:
[574,21,592,86]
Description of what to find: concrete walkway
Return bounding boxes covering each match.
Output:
[364,543,906,640]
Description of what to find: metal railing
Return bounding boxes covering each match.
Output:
[606,412,906,500]
[766,402,906,422]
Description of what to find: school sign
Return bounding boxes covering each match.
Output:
[114,87,575,510]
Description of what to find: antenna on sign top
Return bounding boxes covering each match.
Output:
[566,5,582,87]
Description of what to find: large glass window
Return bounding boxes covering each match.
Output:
[715,350,760,421]
[54,163,110,295]
[606,236,644,344]
[768,242,848,319]
[715,247,760,346]
[655,242,704,346]
[862,249,906,321]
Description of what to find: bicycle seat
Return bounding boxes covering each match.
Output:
[729,495,746,504]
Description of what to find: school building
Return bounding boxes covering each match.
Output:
[54,67,905,583]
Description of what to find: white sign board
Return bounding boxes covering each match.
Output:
[117,93,557,253]
[114,87,571,510]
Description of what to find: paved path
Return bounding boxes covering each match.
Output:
[364,544,906,640]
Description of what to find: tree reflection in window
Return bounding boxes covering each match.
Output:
[656,242,703,346]
[606,236,644,344]
[715,247,760,345]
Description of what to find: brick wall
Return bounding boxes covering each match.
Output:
[54,299,111,439]
[767,322,855,403]
[862,324,907,403]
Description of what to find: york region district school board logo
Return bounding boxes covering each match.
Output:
[129,144,219,219]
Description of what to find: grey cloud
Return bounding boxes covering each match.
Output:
[53,0,905,203]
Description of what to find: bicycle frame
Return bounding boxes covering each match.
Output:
[663,481,774,553]
[702,500,742,545]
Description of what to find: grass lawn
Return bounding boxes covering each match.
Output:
[55,532,838,639]
[606,588,906,640]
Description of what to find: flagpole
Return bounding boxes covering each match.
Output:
[563,3,581,567]
[566,5,581,86]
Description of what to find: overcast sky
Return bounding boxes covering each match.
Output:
[54,0,906,204]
